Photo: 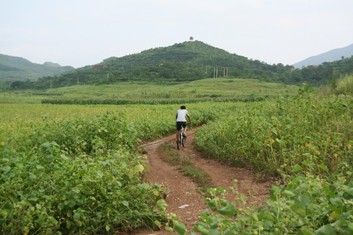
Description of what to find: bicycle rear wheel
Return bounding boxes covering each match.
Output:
[177,131,184,150]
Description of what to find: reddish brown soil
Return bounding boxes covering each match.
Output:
[135,127,274,234]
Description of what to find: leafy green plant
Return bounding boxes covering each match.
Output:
[188,173,353,235]
[195,94,353,178]
[0,113,167,234]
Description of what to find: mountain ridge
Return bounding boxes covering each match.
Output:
[0,54,75,82]
[293,43,353,68]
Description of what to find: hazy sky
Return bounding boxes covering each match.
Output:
[1,0,353,68]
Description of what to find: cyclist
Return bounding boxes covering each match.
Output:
[176,105,191,143]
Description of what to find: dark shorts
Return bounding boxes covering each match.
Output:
[176,121,187,131]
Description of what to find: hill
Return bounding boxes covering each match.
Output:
[293,43,353,68]
[18,40,291,89]
[7,40,353,90]
[0,54,74,82]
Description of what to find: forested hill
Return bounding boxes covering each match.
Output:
[0,54,74,82]
[7,41,353,90]
[18,41,291,89]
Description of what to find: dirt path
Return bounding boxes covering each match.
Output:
[137,127,273,234]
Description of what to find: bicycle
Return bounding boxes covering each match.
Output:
[177,126,186,150]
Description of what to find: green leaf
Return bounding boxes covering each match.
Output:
[154,219,162,229]
[0,210,8,219]
[299,227,315,235]
[271,128,278,135]
[348,222,353,232]
[330,197,343,207]
[293,164,303,173]
[157,199,167,212]
[0,166,11,173]
[36,164,44,170]
[269,186,281,200]
[216,202,237,217]
[194,224,210,234]
[318,164,329,172]
[291,203,306,217]
[283,190,296,198]
[209,228,221,235]
[315,224,335,235]
[173,219,187,235]
[134,164,144,173]
[95,171,103,178]
[258,210,274,221]
[121,200,129,207]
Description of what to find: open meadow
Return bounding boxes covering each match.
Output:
[1,77,353,234]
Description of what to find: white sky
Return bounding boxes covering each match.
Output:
[1,0,353,68]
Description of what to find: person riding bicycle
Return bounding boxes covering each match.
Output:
[176,105,191,142]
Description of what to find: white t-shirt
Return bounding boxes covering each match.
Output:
[176,109,189,122]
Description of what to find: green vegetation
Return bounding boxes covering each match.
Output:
[190,85,353,234]
[195,94,352,177]
[1,74,352,234]
[289,57,353,85]
[0,100,219,234]
[1,113,168,234]
[334,75,353,96]
[193,173,353,234]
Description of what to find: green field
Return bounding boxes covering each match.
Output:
[0,78,298,104]
[0,78,298,144]
[1,77,353,234]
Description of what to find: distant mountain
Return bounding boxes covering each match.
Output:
[27,40,291,89]
[293,43,353,68]
[0,54,74,82]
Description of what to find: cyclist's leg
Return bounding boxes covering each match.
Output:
[182,122,187,137]
[176,122,182,142]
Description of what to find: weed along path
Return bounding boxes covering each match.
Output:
[137,127,273,234]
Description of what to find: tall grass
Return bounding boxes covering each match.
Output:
[335,75,353,96]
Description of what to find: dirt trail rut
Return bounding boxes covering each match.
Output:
[137,127,273,234]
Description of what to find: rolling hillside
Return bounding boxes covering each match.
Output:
[0,54,74,82]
